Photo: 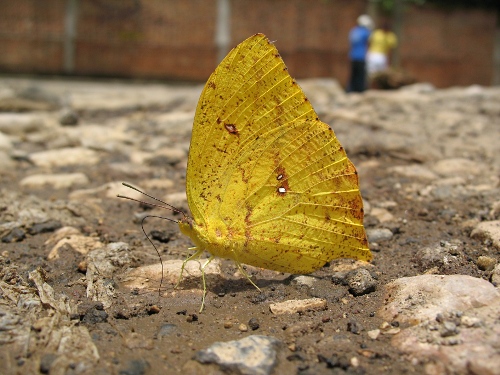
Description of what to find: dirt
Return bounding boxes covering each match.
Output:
[1,81,499,375]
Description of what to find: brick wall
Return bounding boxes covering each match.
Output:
[0,0,497,87]
[401,5,497,87]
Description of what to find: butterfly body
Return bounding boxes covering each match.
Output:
[179,33,371,278]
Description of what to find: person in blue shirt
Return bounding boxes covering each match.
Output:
[347,15,373,92]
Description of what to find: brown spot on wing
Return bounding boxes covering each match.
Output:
[224,123,239,135]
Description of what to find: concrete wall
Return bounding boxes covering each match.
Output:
[0,0,497,88]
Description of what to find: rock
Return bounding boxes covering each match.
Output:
[0,113,45,135]
[123,332,154,350]
[248,318,260,331]
[20,173,90,189]
[292,275,316,287]
[491,264,500,287]
[380,275,500,374]
[70,181,144,200]
[119,359,151,375]
[366,228,393,243]
[413,241,464,273]
[0,150,14,169]
[144,148,186,166]
[490,201,500,220]
[471,220,500,249]
[269,298,327,315]
[380,274,500,323]
[59,108,79,126]
[1,227,26,243]
[389,164,438,180]
[194,335,282,375]
[431,158,481,178]
[157,324,178,339]
[46,227,103,260]
[347,320,363,334]
[28,220,62,235]
[162,191,187,207]
[367,329,380,340]
[369,207,394,223]
[30,147,100,167]
[477,255,497,271]
[345,268,377,296]
[120,259,222,291]
[0,131,12,151]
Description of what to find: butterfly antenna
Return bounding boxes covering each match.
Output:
[118,182,187,218]
[138,214,176,299]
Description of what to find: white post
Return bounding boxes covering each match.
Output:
[215,0,231,64]
[63,0,78,74]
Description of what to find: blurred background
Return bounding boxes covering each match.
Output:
[0,0,499,88]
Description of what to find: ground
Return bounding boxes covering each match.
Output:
[0,77,499,375]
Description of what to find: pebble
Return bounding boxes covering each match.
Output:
[269,298,327,315]
[477,255,497,271]
[431,158,481,178]
[367,329,380,340]
[471,220,500,250]
[121,258,221,290]
[1,227,26,243]
[59,108,79,126]
[248,318,260,331]
[238,323,248,332]
[30,147,100,167]
[370,207,394,223]
[119,359,150,375]
[194,335,281,375]
[0,131,12,151]
[293,275,316,287]
[20,173,89,189]
[28,220,62,235]
[366,228,393,243]
[157,324,177,338]
[389,164,438,180]
[345,268,377,296]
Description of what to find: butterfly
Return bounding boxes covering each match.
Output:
[122,33,371,311]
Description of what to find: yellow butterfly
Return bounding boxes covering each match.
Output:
[176,33,371,308]
[121,33,371,311]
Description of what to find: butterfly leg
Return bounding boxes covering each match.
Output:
[235,261,261,292]
[199,255,215,312]
[175,247,204,290]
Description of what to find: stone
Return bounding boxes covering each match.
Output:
[120,259,222,290]
[366,228,393,243]
[389,164,438,180]
[345,268,377,296]
[269,298,327,315]
[369,207,394,223]
[194,335,282,375]
[477,255,497,271]
[431,158,481,178]
[471,221,500,250]
[20,173,89,189]
[30,147,100,167]
[0,113,45,135]
[491,264,500,287]
[59,108,79,126]
[0,131,12,151]
[380,274,500,323]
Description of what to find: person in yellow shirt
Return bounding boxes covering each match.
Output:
[367,22,398,74]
